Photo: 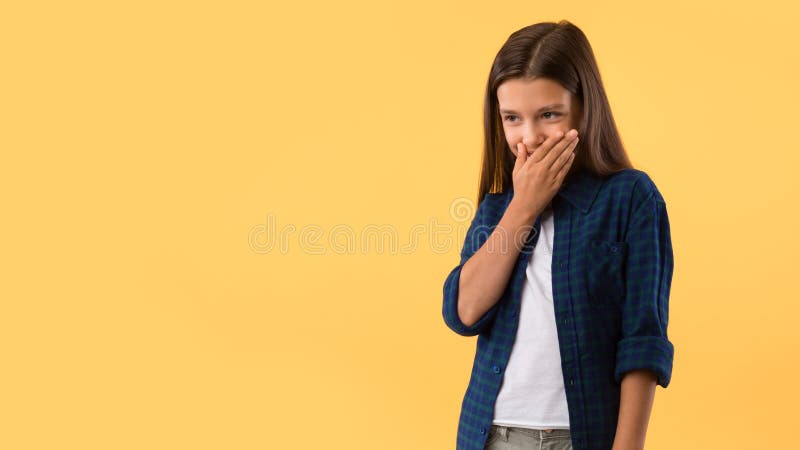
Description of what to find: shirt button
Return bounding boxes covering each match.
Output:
[480,426,487,435]
[569,379,574,386]
[611,246,618,253]
[562,318,568,325]
[492,365,501,374]
[559,262,565,269]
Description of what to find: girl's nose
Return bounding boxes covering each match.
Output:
[523,139,543,152]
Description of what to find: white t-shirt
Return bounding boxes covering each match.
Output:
[491,203,570,429]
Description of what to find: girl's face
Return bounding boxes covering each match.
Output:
[497,77,582,157]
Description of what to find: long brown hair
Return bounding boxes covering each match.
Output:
[476,20,633,206]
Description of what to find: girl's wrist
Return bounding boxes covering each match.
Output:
[506,198,540,225]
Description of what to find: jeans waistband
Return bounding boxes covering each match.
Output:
[490,424,571,440]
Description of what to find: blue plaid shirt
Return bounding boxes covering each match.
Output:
[442,168,674,450]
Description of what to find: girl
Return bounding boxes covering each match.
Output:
[442,20,674,450]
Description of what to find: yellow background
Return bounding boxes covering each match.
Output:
[2,1,799,448]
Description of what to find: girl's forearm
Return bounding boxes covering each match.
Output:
[457,199,539,327]
[612,369,658,450]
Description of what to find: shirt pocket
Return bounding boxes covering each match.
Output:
[585,240,628,308]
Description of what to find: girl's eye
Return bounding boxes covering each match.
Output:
[503,112,561,122]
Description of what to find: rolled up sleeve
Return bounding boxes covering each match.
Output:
[614,188,675,388]
[442,193,501,336]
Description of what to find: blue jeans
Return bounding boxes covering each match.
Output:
[484,425,572,450]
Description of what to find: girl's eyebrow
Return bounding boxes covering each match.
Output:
[499,103,566,114]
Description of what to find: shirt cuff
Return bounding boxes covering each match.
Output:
[442,263,499,336]
[614,335,674,388]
